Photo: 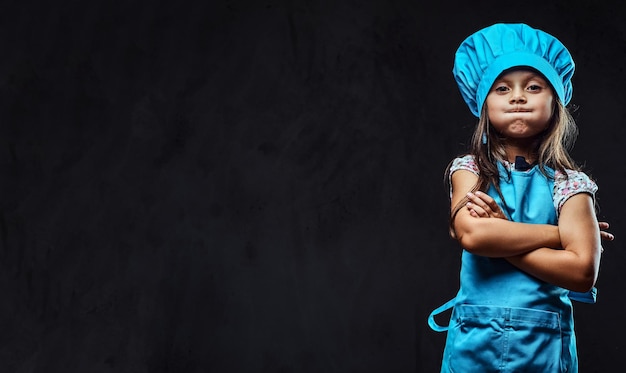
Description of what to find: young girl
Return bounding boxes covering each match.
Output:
[428,23,614,372]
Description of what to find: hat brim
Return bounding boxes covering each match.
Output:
[475,52,567,117]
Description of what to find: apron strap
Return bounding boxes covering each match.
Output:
[428,297,456,332]
[568,286,597,304]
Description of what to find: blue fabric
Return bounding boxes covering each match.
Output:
[453,23,575,117]
[429,164,583,372]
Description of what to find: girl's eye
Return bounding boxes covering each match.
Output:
[494,86,509,92]
[527,84,542,91]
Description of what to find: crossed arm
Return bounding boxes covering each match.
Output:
[450,169,612,292]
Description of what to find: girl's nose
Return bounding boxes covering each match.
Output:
[509,90,527,104]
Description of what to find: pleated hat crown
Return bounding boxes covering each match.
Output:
[453,23,575,117]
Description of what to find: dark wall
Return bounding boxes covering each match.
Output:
[1,1,624,372]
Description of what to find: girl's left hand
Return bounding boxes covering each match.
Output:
[465,191,508,220]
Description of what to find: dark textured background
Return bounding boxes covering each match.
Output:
[0,1,624,372]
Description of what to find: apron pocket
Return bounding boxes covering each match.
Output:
[446,305,563,373]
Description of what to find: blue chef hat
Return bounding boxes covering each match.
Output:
[453,23,575,117]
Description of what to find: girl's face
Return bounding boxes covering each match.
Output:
[485,69,554,141]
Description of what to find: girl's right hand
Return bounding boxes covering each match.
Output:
[598,222,615,242]
[467,190,615,242]
[465,191,508,220]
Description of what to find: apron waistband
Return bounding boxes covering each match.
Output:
[568,287,597,304]
[428,287,597,333]
[427,297,456,332]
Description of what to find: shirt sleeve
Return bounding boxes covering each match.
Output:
[553,169,598,215]
[448,155,479,198]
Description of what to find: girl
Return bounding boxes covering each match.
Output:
[428,23,614,372]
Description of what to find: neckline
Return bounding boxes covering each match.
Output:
[502,160,537,173]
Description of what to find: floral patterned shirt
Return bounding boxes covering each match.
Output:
[449,155,598,216]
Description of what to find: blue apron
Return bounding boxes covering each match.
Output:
[428,163,596,373]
